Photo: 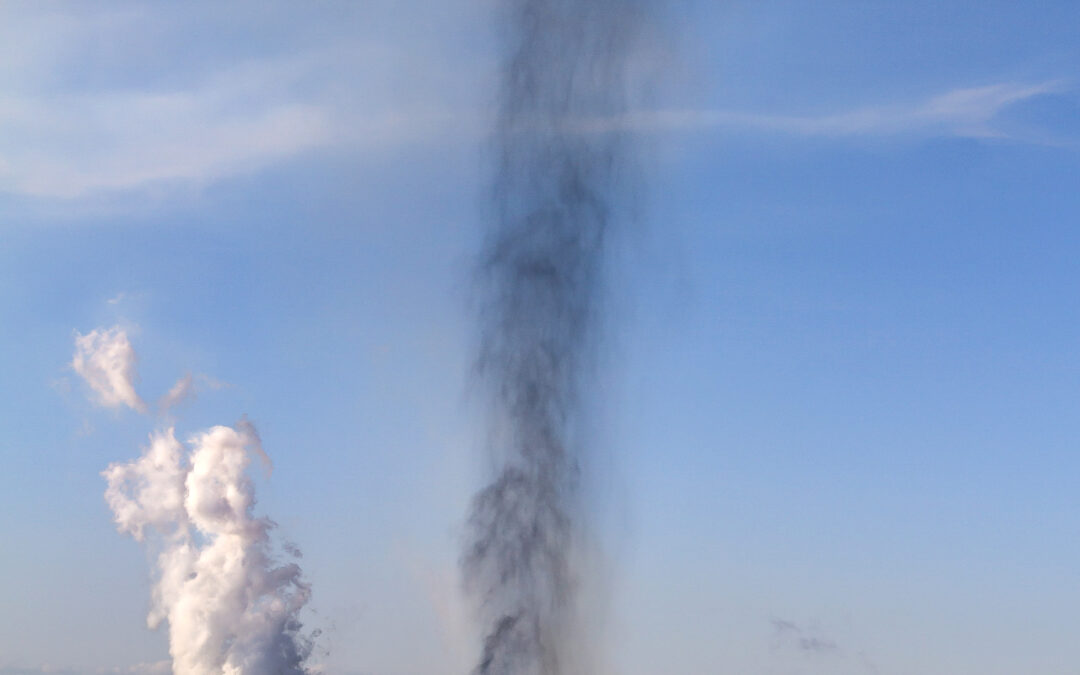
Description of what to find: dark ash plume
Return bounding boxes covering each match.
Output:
[463,1,646,673]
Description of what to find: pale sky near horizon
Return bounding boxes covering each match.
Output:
[5,2,1080,674]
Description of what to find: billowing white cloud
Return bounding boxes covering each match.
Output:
[102,429,187,541]
[72,327,147,413]
[103,423,314,675]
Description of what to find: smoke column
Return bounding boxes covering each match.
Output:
[103,424,314,675]
[463,1,645,673]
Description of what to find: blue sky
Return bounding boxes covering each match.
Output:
[4,1,1080,673]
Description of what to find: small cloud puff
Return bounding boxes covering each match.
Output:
[157,373,231,415]
[72,326,147,413]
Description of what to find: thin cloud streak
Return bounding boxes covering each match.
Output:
[157,373,230,415]
[0,3,1066,201]
[0,663,169,675]
[0,22,1063,201]
[0,75,468,199]
[0,5,478,200]
[588,80,1065,140]
[102,424,313,673]
[0,95,468,199]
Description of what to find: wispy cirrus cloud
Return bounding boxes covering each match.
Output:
[0,1,1066,202]
[0,55,461,199]
[587,80,1066,141]
[157,373,196,415]
[0,94,332,199]
[0,4,477,200]
[158,372,231,415]
[0,663,169,675]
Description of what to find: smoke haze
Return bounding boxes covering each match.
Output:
[463,1,646,673]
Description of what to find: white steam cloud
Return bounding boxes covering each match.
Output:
[103,424,314,674]
[72,326,147,413]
